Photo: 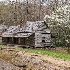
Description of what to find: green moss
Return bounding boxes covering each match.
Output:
[0,45,6,48]
[16,48,70,60]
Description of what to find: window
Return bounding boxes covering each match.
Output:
[42,37,45,43]
[42,40,45,43]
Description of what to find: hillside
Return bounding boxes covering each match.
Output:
[0,46,70,70]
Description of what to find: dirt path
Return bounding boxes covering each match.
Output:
[0,48,70,70]
[17,51,70,70]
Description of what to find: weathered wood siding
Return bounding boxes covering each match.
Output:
[35,31,51,47]
[35,32,42,47]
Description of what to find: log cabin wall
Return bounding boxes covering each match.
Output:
[28,33,35,47]
[41,33,51,47]
[35,30,51,48]
[35,32,42,47]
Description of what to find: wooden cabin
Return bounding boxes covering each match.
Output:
[2,21,51,48]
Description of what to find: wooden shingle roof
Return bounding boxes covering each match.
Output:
[2,21,50,37]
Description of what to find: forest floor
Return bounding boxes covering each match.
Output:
[0,46,70,70]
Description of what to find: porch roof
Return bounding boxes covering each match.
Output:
[2,26,18,37]
[15,32,33,37]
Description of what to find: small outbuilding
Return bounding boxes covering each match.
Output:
[0,25,7,44]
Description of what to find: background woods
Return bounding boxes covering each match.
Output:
[0,0,49,26]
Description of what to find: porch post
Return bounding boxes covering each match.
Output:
[18,38,20,45]
[12,37,13,44]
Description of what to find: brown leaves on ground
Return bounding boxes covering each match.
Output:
[0,48,70,70]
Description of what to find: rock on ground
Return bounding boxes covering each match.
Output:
[0,61,20,70]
